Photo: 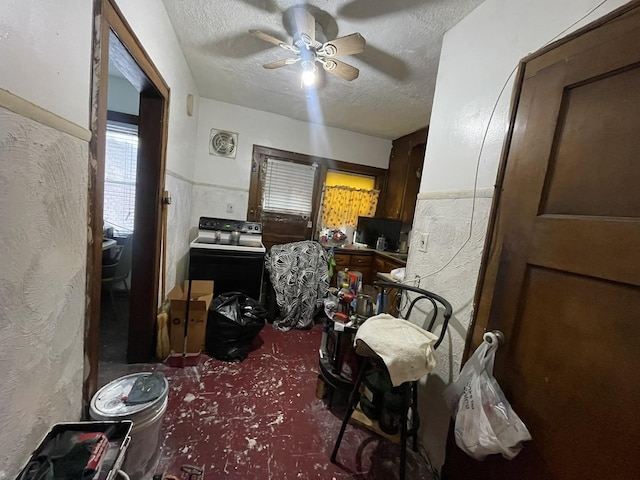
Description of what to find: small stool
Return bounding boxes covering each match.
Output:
[329,281,453,480]
[331,351,419,480]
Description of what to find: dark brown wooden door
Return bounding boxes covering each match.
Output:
[446,4,640,479]
[258,210,312,252]
[248,146,322,251]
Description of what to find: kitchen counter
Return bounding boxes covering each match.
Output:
[331,246,408,265]
[326,245,407,287]
[376,250,408,263]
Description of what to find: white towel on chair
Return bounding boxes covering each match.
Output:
[354,314,438,386]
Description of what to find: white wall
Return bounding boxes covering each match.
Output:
[0,1,93,476]
[0,1,200,475]
[114,0,200,181]
[0,0,92,127]
[114,0,201,288]
[191,97,392,224]
[0,109,88,479]
[107,75,140,115]
[408,0,630,471]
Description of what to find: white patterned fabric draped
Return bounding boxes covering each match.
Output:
[265,241,330,331]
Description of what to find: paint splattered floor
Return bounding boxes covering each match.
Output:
[99,322,437,480]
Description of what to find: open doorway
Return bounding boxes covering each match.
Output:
[85,0,170,403]
[99,64,140,370]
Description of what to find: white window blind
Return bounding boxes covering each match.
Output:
[262,158,317,215]
[104,122,138,234]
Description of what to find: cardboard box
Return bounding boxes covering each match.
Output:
[168,280,214,353]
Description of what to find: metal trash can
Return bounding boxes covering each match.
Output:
[90,372,169,480]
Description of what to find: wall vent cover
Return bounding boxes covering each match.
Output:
[209,129,238,158]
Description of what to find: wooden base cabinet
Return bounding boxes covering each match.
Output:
[330,250,406,288]
[332,251,373,286]
[372,254,406,281]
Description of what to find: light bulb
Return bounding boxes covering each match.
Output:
[302,69,316,86]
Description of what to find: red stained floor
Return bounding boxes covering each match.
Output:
[100,322,436,480]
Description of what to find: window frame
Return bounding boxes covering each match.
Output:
[104,110,139,235]
[248,145,387,232]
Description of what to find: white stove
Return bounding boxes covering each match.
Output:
[190,217,265,253]
[189,217,266,300]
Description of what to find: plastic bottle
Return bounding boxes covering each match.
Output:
[376,291,386,314]
[320,323,329,353]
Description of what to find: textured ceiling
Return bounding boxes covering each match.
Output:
[161,0,485,139]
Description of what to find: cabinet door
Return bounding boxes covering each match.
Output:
[382,146,409,219]
[350,254,372,269]
[333,254,350,267]
[358,268,372,287]
[384,258,405,273]
[381,128,427,220]
[402,142,426,224]
[373,256,386,280]
[348,255,371,287]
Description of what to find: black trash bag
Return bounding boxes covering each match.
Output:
[206,292,267,362]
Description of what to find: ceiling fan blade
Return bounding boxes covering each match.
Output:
[292,7,315,45]
[263,58,299,69]
[322,33,366,57]
[323,59,360,81]
[249,30,288,48]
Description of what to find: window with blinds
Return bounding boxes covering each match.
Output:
[261,158,317,215]
[104,122,138,234]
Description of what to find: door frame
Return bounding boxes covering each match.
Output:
[85,0,170,405]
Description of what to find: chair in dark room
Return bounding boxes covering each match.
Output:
[101,234,133,320]
[264,240,330,330]
[330,281,453,480]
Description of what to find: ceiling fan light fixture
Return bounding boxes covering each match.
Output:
[250,7,364,83]
[321,43,337,57]
[301,68,317,87]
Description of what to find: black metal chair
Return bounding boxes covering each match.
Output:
[101,234,133,320]
[330,281,453,480]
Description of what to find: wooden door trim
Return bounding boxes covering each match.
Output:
[86,0,169,406]
[469,0,640,358]
[251,145,387,178]
[129,93,167,363]
[248,144,387,222]
[103,2,169,95]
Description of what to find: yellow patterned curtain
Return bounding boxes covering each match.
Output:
[321,185,379,228]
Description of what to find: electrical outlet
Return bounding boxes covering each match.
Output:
[226,203,234,213]
[419,233,429,252]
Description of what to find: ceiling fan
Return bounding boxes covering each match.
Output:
[249,7,366,82]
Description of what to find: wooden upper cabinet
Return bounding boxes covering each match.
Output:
[380,128,428,224]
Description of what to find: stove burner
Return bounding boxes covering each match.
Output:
[190,217,265,253]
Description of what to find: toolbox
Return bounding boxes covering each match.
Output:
[16,421,133,480]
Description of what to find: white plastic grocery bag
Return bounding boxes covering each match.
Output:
[443,341,532,460]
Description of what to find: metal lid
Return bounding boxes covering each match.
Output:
[90,372,169,420]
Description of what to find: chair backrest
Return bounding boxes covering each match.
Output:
[373,281,453,349]
[113,234,133,280]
